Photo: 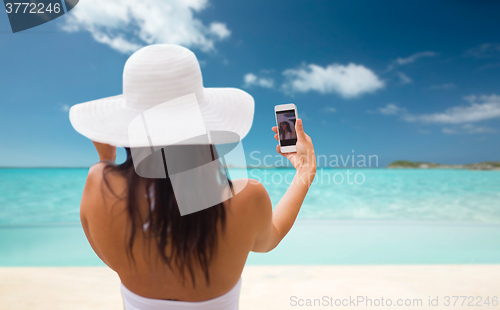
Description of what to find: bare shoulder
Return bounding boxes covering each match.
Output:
[228,178,272,229]
[87,162,126,193]
[81,162,128,222]
[80,162,132,271]
[230,178,269,206]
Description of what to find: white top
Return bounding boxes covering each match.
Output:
[120,277,242,310]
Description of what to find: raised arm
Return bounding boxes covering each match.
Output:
[92,141,117,163]
[251,119,316,252]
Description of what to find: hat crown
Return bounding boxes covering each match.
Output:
[123,44,205,109]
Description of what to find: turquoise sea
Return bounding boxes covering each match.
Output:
[1,168,500,266]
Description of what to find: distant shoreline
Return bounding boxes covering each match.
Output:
[388,160,500,171]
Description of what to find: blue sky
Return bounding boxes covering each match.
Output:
[0,0,499,167]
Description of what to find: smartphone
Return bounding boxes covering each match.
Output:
[275,103,298,153]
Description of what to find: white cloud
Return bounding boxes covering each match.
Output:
[379,103,403,115]
[209,22,231,40]
[462,123,497,134]
[396,72,412,84]
[243,73,274,88]
[61,104,70,112]
[92,33,142,54]
[442,124,497,135]
[60,0,231,54]
[387,51,438,71]
[376,95,500,135]
[324,106,336,113]
[480,62,500,70]
[404,94,500,124]
[464,43,500,59]
[396,51,438,65]
[282,63,384,98]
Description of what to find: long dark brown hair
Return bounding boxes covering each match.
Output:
[100,145,231,288]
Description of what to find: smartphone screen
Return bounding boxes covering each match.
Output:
[276,109,298,147]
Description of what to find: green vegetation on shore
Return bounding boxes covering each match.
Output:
[388,161,500,170]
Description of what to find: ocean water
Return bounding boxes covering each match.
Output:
[1,168,500,225]
[1,168,500,266]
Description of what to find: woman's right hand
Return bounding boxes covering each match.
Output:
[272,119,316,175]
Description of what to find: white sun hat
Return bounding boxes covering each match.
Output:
[69,44,254,148]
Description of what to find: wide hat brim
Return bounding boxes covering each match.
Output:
[69,87,254,147]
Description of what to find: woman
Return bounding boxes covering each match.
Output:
[71,44,316,309]
[279,121,297,140]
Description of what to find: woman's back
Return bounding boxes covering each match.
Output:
[80,119,316,309]
[79,122,315,310]
[80,162,269,301]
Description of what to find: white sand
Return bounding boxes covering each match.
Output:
[0,265,499,309]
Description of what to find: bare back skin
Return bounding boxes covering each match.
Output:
[80,118,315,302]
[80,163,271,301]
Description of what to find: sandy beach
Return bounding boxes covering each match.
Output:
[1,265,499,309]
